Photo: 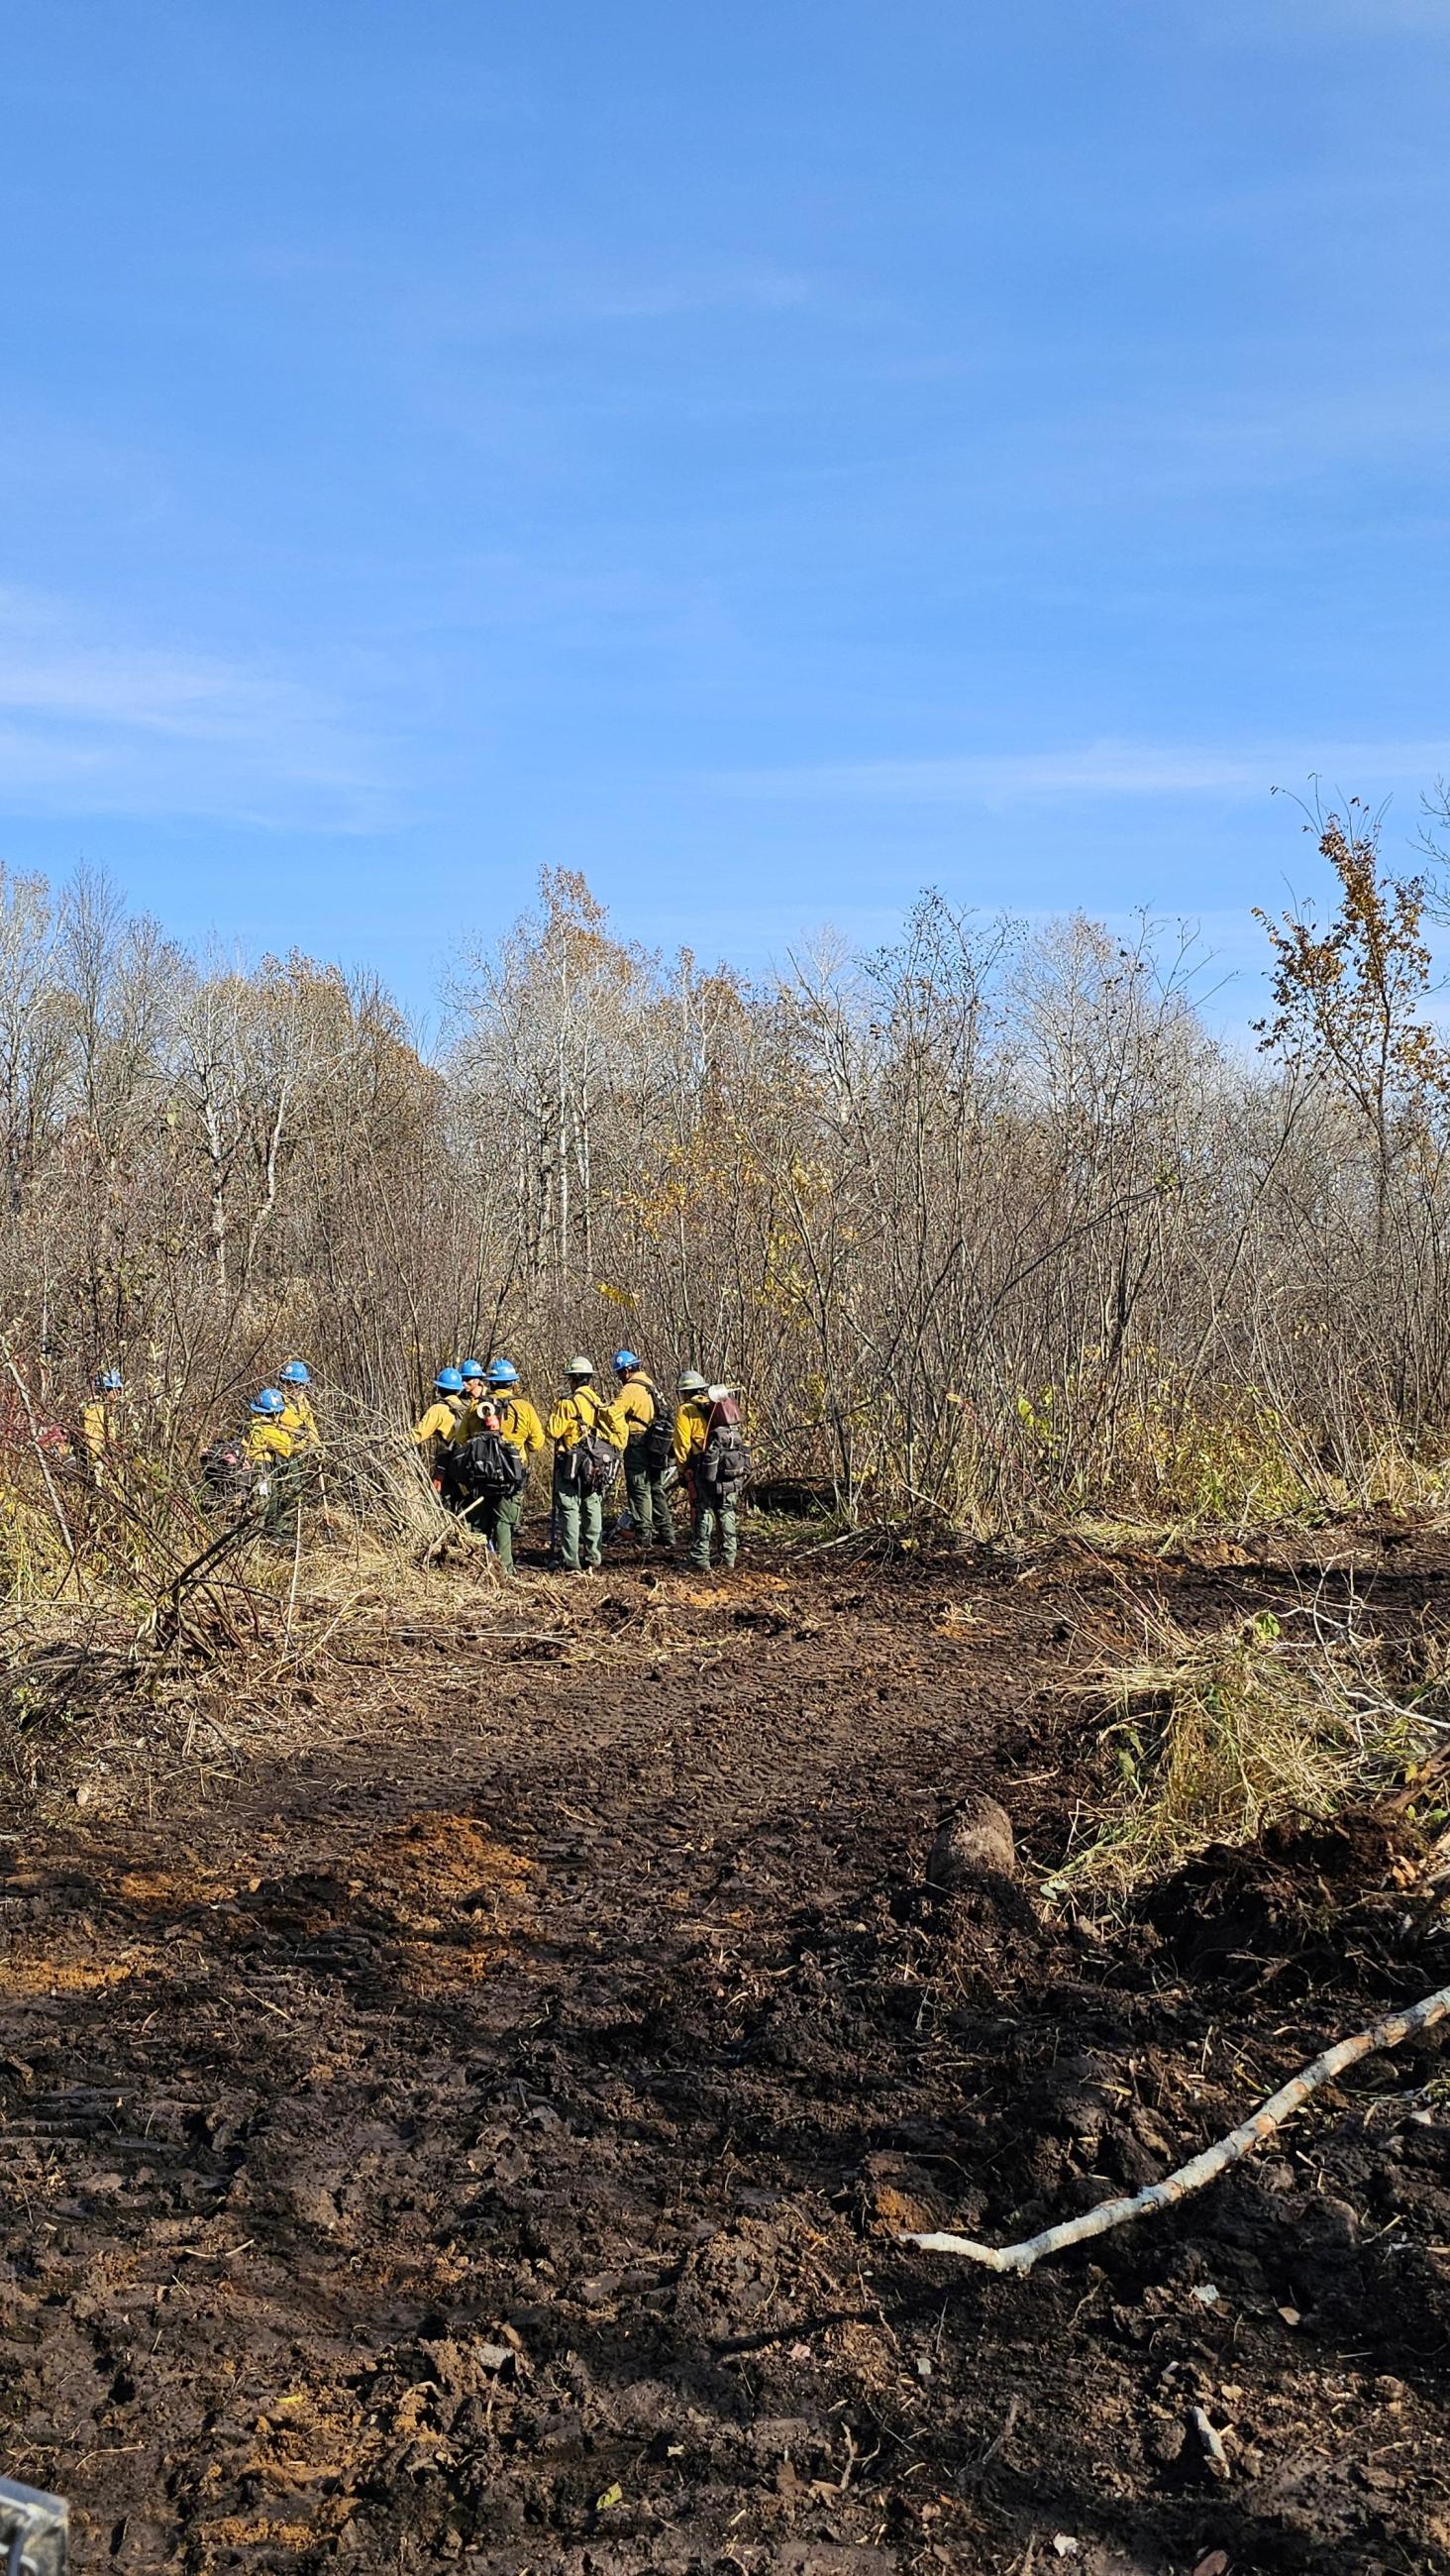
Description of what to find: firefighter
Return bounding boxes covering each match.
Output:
[80,1369,125,1475]
[611,1349,674,1552]
[451,1360,485,1492]
[413,1366,466,1487]
[244,1387,293,1468]
[277,1358,320,1453]
[244,1387,295,1534]
[437,1361,488,1513]
[547,1357,626,1574]
[450,1358,544,1574]
[673,1371,747,1571]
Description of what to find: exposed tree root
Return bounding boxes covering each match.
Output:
[902,1980,1450,2275]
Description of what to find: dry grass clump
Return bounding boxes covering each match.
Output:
[1051,1607,1444,1901]
[1350,1440,1450,1527]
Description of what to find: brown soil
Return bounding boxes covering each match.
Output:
[2,1532,1450,2574]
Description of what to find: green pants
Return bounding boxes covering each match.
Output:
[476,1486,525,1574]
[554,1468,603,1571]
[688,1488,737,1569]
[259,1455,301,1544]
[624,1450,674,1546]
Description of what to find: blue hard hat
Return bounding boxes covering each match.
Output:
[487,1358,519,1387]
[279,1358,311,1386]
[252,1387,285,1417]
[434,1366,465,1395]
[460,1359,484,1382]
[96,1368,123,1394]
[613,1349,639,1373]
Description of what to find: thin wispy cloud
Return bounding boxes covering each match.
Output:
[580,268,813,322]
[242,245,814,332]
[0,590,386,830]
[717,740,1450,806]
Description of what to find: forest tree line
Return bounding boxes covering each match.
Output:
[0,800,1446,1526]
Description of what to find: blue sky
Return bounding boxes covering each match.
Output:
[3,0,1449,1030]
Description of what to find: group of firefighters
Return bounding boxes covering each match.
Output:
[81,1348,747,1577]
[408,1350,747,1574]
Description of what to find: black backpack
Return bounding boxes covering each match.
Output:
[200,1437,254,1509]
[637,1378,673,1476]
[456,1425,528,1503]
[699,1394,750,1496]
[561,1387,619,1498]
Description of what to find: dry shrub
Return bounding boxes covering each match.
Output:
[299,1395,457,1554]
[1051,1608,1441,1901]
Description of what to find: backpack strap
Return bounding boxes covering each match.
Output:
[572,1384,601,1437]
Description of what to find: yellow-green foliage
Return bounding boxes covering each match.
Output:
[1052,1608,1432,1900]
[0,1480,71,1601]
[1158,1405,1317,1522]
[1005,1361,1323,1526]
[1104,1368,1317,1520]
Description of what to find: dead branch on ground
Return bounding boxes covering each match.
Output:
[902,1980,1450,2274]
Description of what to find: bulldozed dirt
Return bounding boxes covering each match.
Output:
[2,1531,1449,2574]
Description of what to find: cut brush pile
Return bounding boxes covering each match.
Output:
[1051,1604,1449,1899]
[0,1416,466,1816]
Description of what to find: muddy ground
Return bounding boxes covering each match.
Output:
[2,1525,1449,2575]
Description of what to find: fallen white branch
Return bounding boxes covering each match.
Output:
[901,1979,1450,2275]
[1191,2405,1230,2483]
